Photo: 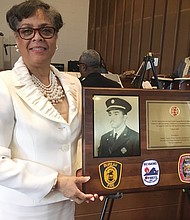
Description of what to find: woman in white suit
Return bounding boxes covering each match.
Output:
[0,1,99,219]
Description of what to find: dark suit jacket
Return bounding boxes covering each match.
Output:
[98,126,139,157]
[81,72,121,87]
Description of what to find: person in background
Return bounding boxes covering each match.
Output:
[0,1,102,219]
[78,49,122,87]
[99,53,108,73]
[98,98,139,157]
[172,56,190,78]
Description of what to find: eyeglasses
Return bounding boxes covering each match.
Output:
[77,62,100,68]
[17,26,56,40]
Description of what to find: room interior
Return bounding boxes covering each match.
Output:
[0,0,190,219]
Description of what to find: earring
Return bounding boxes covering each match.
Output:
[15,45,19,52]
[56,45,58,50]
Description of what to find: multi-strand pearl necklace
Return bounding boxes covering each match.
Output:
[31,71,65,105]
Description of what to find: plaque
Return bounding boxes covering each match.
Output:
[147,101,190,149]
[82,88,190,195]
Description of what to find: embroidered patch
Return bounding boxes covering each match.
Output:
[178,154,190,183]
[141,159,160,186]
[99,161,122,190]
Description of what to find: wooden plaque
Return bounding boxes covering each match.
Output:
[82,88,190,195]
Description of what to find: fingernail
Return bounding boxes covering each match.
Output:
[94,193,98,198]
[99,196,104,201]
[85,176,90,182]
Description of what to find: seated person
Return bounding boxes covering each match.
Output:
[78,49,121,87]
[172,56,190,78]
[99,54,108,73]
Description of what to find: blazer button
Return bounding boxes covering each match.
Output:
[61,144,69,152]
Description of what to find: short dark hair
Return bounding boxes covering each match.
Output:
[6,0,63,32]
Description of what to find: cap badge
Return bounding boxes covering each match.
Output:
[111,99,115,104]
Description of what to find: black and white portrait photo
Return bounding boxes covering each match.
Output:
[93,95,140,157]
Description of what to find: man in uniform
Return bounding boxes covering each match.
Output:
[98,97,139,157]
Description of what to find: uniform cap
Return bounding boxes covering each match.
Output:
[105,98,132,114]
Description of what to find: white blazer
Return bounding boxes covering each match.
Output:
[0,57,82,206]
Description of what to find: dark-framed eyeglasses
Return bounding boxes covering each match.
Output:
[17,26,56,40]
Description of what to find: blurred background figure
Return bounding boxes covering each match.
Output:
[78,49,121,88]
[99,53,108,73]
[172,56,190,78]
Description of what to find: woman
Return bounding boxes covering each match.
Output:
[0,1,99,219]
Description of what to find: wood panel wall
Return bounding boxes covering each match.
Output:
[87,0,190,76]
[75,189,190,219]
[74,1,190,219]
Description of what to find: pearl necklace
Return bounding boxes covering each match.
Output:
[31,71,65,105]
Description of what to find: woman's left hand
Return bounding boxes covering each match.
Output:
[76,169,104,203]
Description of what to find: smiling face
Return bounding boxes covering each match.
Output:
[15,9,57,70]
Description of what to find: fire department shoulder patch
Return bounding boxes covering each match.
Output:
[98,161,122,190]
[178,154,190,183]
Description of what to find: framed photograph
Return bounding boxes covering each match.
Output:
[82,88,190,195]
[93,95,140,158]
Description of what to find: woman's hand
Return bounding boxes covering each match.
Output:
[55,172,94,204]
[76,169,104,203]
